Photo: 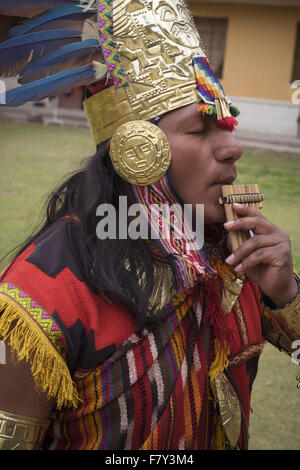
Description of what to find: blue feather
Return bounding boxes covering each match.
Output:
[0,64,96,107]
[0,1,76,18]
[19,39,100,84]
[0,29,81,78]
[8,5,93,37]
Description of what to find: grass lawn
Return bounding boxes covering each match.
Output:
[0,121,95,264]
[0,120,299,449]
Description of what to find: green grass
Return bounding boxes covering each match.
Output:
[0,121,299,449]
[235,149,300,450]
[0,121,95,267]
[236,148,300,269]
[249,343,300,450]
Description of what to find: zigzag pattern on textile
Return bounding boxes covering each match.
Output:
[0,281,67,360]
[97,0,127,87]
[0,281,78,409]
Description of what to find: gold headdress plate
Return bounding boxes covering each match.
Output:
[84,0,205,146]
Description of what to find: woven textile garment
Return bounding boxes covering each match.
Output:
[47,283,263,451]
[0,174,264,450]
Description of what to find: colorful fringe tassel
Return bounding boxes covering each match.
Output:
[198,103,240,133]
[209,337,230,382]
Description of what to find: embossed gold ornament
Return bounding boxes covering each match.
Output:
[84,0,204,145]
[214,371,241,448]
[110,121,171,186]
[222,273,244,314]
[0,410,50,450]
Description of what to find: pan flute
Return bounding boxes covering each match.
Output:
[219,184,264,251]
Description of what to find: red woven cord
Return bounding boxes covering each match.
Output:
[202,278,233,348]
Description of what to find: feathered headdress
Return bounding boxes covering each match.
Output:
[0,0,239,143]
[0,1,107,106]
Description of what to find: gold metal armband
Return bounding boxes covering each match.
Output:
[263,283,300,342]
[262,276,300,389]
[0,410,50,450]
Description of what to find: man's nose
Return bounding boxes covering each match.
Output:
[214,132,243,163]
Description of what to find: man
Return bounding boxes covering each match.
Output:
[0,0,299,450]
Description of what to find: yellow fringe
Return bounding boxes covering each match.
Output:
[212,416,227,450]
[0,295,79,410]
[209,338,230,383]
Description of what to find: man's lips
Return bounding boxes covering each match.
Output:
[209,177,237,206]
[211,176,237,187]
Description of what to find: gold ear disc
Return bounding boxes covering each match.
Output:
[109,120,172,186]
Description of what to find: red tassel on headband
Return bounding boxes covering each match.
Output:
[215,97,239,132]
[197,100,239,133]
[194,57,240,133]
[216,116,239,132]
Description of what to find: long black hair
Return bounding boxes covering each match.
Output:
[11,142,155,331]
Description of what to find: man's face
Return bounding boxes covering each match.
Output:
[158,103,243,224]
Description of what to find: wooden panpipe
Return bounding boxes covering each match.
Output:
[219,184,264,251]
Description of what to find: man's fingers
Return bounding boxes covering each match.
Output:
[231,203,264,218]
[225,234,281,267]
[228,245,283,273]
[224,215,273,235]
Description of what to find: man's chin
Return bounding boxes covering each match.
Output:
[203,206,226,225]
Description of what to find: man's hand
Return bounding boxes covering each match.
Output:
[224,203,298,308]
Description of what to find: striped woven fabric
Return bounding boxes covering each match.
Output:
[48,288,214,450]
[0,176,264,450]
[130,175,216,293]
[46,270,264,450]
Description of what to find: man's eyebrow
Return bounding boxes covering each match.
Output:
[179,112,205,128]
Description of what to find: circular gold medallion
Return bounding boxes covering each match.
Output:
[110,120,171,186]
